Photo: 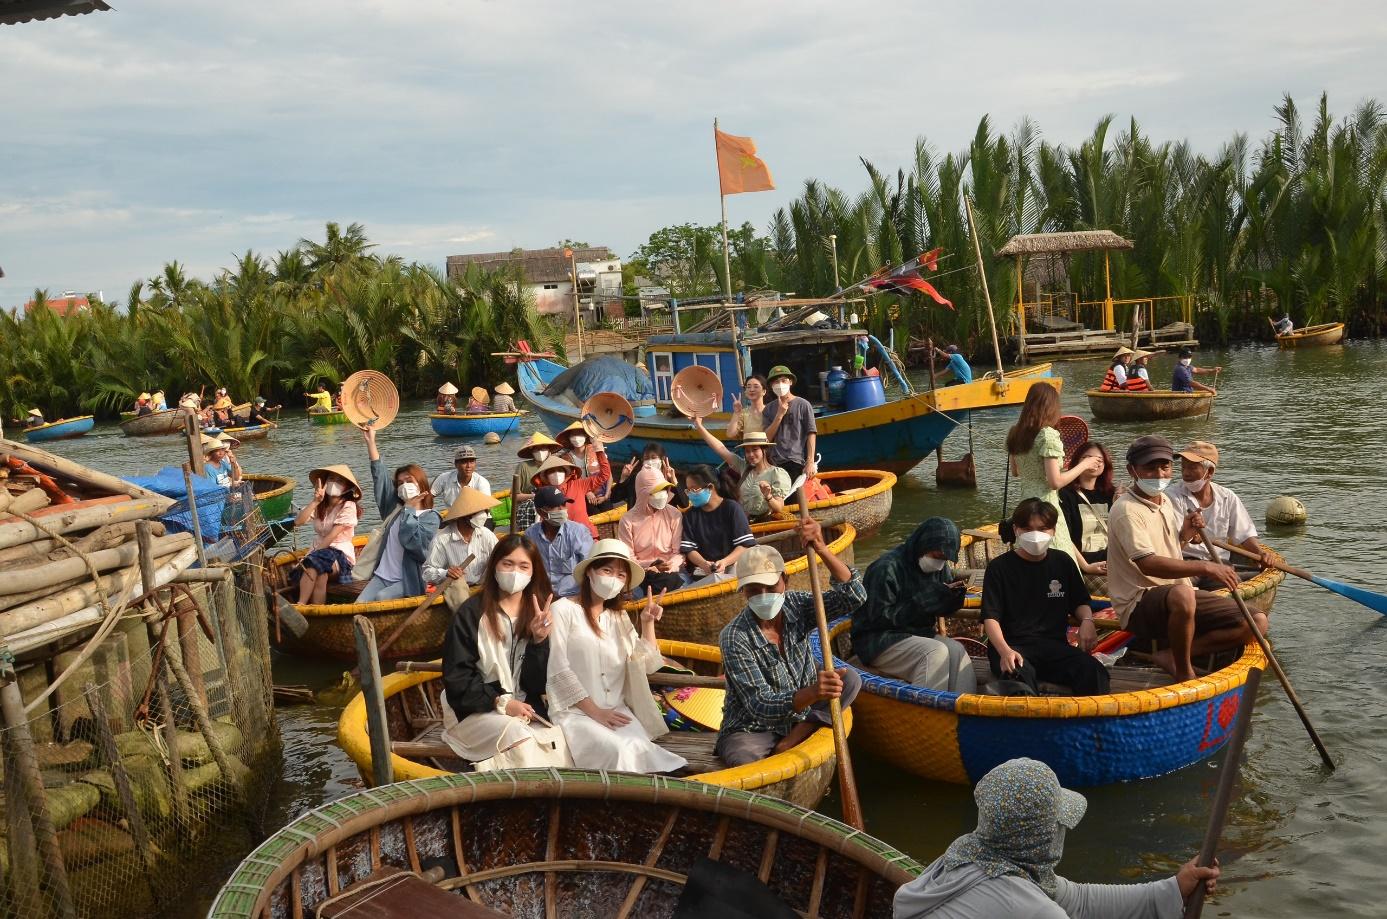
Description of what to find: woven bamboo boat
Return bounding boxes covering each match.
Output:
[338,639,851,809]
[1086,388,1214,422]
[208,770,918,919]
[222,423,274,441]
[244,473,295,522]
[624,522,856,645]
[780,470,896,537]
[118,406,191,436]
[1276,321,1345,348]
[308,408,350,425]
[22,415,95,442]
[429,411,524,437]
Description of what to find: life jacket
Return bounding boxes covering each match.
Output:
[1100,368,1123,391]
[1124,373,1151,392]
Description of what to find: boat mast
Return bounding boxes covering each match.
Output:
[964,196,1007,383]
[715,117,733,304]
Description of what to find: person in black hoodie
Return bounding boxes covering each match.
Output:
[440,533,572,768]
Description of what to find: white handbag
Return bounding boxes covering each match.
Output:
[471,718,571,772]
[621,622,669,740]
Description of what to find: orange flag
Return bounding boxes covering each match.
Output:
[715,128,775,195]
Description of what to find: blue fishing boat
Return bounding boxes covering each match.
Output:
[515,301,1059,472]
[22,415,95,443]
[429,411,524,438]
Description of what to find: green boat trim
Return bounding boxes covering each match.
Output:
[308,410,349,425]
[244,473,296,521]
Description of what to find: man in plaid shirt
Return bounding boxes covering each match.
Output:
[716,518,866,766]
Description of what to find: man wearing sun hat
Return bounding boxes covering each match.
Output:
[432,444,493,508]
[202,433,242,489]
[424,486,500,593]
[761,365,817,481]
[1168,440,1275,572]
[134,392,154,417]
[491,381,517,414]
[716,517,866,767]
[24,408,45,429]
[524,485,594,597]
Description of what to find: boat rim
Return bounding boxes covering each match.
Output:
[241,472,295,501]
[1084,389,1213,399]
[23,415,94,433]
[429,411,524,420]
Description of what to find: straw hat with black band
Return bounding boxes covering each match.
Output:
[737,431,774,452]
[574,539,645,590]
[309,464,363,501]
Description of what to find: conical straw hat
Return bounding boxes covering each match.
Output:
[471,386,489,404]
[446,485,500,522]
[517,431,561,459]
[309,464,363,500]
[579,391,634,443]
[671,365,723,419]
[341,370,399,430]
[494,381,515,395]
[533,453,580,485]
[438,382,459,395]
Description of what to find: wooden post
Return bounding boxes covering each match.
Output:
[353,615,394,787]
[164,636,247,800]
[146,620,190,823]
[510,473,522,536]
[2,726,41,905]
[1102,250,1115,331]
[964,197,1007,384]
[84,683,161,908]
[715,117,733,303]
[135,520,157,596]
[567,248,585,361]
[213,576,257,742]
[184,411,204,476]
[1,674,77,919]
[1015,254,1028,363]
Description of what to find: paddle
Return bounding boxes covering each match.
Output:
[793,484,864,831]
[1184,665,1262,919]
[1213,539,1387,616]
[1199,527,1333,769]
[1205,368,1220,419]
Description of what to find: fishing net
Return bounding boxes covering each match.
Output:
[0,573,279,919]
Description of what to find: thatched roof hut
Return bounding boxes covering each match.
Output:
[996,230,1134,257]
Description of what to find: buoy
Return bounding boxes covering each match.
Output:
[483,432,502,445]
[1266,495,1307,526]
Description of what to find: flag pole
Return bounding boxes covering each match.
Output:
[715,117,733,303]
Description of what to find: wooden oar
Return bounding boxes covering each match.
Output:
[1205,368,1220,419]
[1198,527,1333,769]
[794,484,864,831]
[1213,538,1387,615]
[1184,666,1262,919]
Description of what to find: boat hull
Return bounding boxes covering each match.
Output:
[429,411,524,437]
[519,357,1059,473]
[221,424,272,441]
[243,473,295,521]
[782,470,895,538]
[1086,388,1213,421]
[23,416,95,442]
[1277,322,1345,348]
[119,407,191,437]
[308,409,349,425]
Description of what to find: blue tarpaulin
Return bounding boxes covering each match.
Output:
[542,355,655,405]
[125,467,228,540]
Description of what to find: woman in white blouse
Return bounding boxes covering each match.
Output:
[546,539,686,773]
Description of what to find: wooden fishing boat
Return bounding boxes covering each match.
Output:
[230,401,282,420]
[118,406,191,437]
[1276,321,1345,349]
[243,472,295,522]
[208,770,918,919]
[222,423,274,441]
[1086,388,1214,422]
[626,521,856,645]
[338,639,851,809]
[781,470,895,538]
[22,415,94,442]
[308,408,350,425]
[430,411,524,437]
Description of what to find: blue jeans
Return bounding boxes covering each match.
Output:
[356,576,406,604]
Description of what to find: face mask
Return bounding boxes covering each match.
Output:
[1135,476,1171,495]
[545,509,568,524]
[569,435,587,449]
[547,471,566,486]
[588,571,626,600]
[771,381,791,397]
[687,488,711,508]
[323,482,344,497]
[918,556,947,574]
[1016,531,1053,555]
[648,492,670,510]
[644,458,661,470]
[1180,358,1193,367]
[748,592,786,620]
[1183,476,1208,493]
[397,481,419,502]
[495,569,530,594]
[468,511,490,528]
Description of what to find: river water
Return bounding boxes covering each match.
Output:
[27,342,1386,916]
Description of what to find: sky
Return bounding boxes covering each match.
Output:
[2,0,1384,309]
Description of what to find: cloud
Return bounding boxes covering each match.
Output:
[2,0,1384,307]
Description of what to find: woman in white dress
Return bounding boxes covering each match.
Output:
[440,533,571,769]
[546,539,687,773]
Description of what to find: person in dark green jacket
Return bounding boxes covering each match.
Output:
[850,517,977,692]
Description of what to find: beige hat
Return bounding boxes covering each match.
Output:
[471,386,489,404]
[27,408,42,417]
[738,431,773,451]
[1177,440,1220,468]
[734,544,786,589]
[573,538,645,590]
[138,392,151,401]
[203,433,238,454]
[494,381,515,395]
[309,464,363,500]
[517,431,561,460]
[556,420,587,447]
[446,485,500,522]
[1131,350,1153,361]
[533,453,580,485]
[438,382,459,395]
[1113,347,1135,359]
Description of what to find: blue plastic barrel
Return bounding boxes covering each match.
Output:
[841,375,886,411]
[825,366,849,405]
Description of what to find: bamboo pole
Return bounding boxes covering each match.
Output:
[84,682,161,909]
[181,464,209,569]
[148,620,190,825]
[2,725,41,905]
[0,534,188,596]
[164,632,248,796]
[0,438,172,506]
[715,117,733,303]
[353,616,394,787]
[0,498,169,551]
[964,197,1007,383]
[0,521,142,569]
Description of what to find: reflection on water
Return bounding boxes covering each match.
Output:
[31,344,1386,916]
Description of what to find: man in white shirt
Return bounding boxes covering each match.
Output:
[1168,441,1276,571]
[432,444,492,508]
[424,487,499,589]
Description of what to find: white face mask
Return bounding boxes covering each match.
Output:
[648,492,670,510]
[588,571,626,600]
[771,381,791,397]
[918,556,947,574]
[545,509,568,524]
[495,569,531,594]
[1183,476,1208,493]
[323,481,344,497]
[468,511,490,528]
[569,435,587,449]
[644,458,661,470]
[532,449,550,463]
[397,481,419,502]
[1180,358,1193,367]
[1135,476,1172,495]
[1016,531,1053,555]
[547,471,566,486]
[748,592,786,621]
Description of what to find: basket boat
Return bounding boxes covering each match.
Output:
[780,470,896,538]
[430,411,525,437]
[622,522,856,645]
[208,769,917,919]
[118,406,191,436]
[222,423,273,441]
[308,409,350,425]
[338,639,851,810]
[1276,321,1345,349]
[1085,388,1214,422]
[22,415,95,442]
[243,472,295,522]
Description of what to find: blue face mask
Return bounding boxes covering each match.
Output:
[688,488,711,508]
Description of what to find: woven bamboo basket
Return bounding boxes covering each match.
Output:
[779,470,896,537]
[208,770,919,919]
[337,639,850,810]
[624,522,856,645]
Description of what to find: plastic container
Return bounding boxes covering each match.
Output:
[818,370,830,402]
[825,366,849,406]
[841,375,886,412]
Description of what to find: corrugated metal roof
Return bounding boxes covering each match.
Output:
[1,0,111,26]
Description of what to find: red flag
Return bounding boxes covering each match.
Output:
[715,128,775,195]
[865,270,954,308]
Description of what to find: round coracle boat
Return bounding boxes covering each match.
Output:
[22,415,95,443]
[308,408,350,425]
[119,406,191,436]
[1086,388,1214,422]
[338,639,851,810]
[207,770,918,919]
[623,521,856,645]
[779,469,895,538]
[429,411,525,437]
[221,423,274,441]
[1276,321,1345,349]
[243,472,295,522]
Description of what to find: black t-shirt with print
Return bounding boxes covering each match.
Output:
[980,548,1091,646]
